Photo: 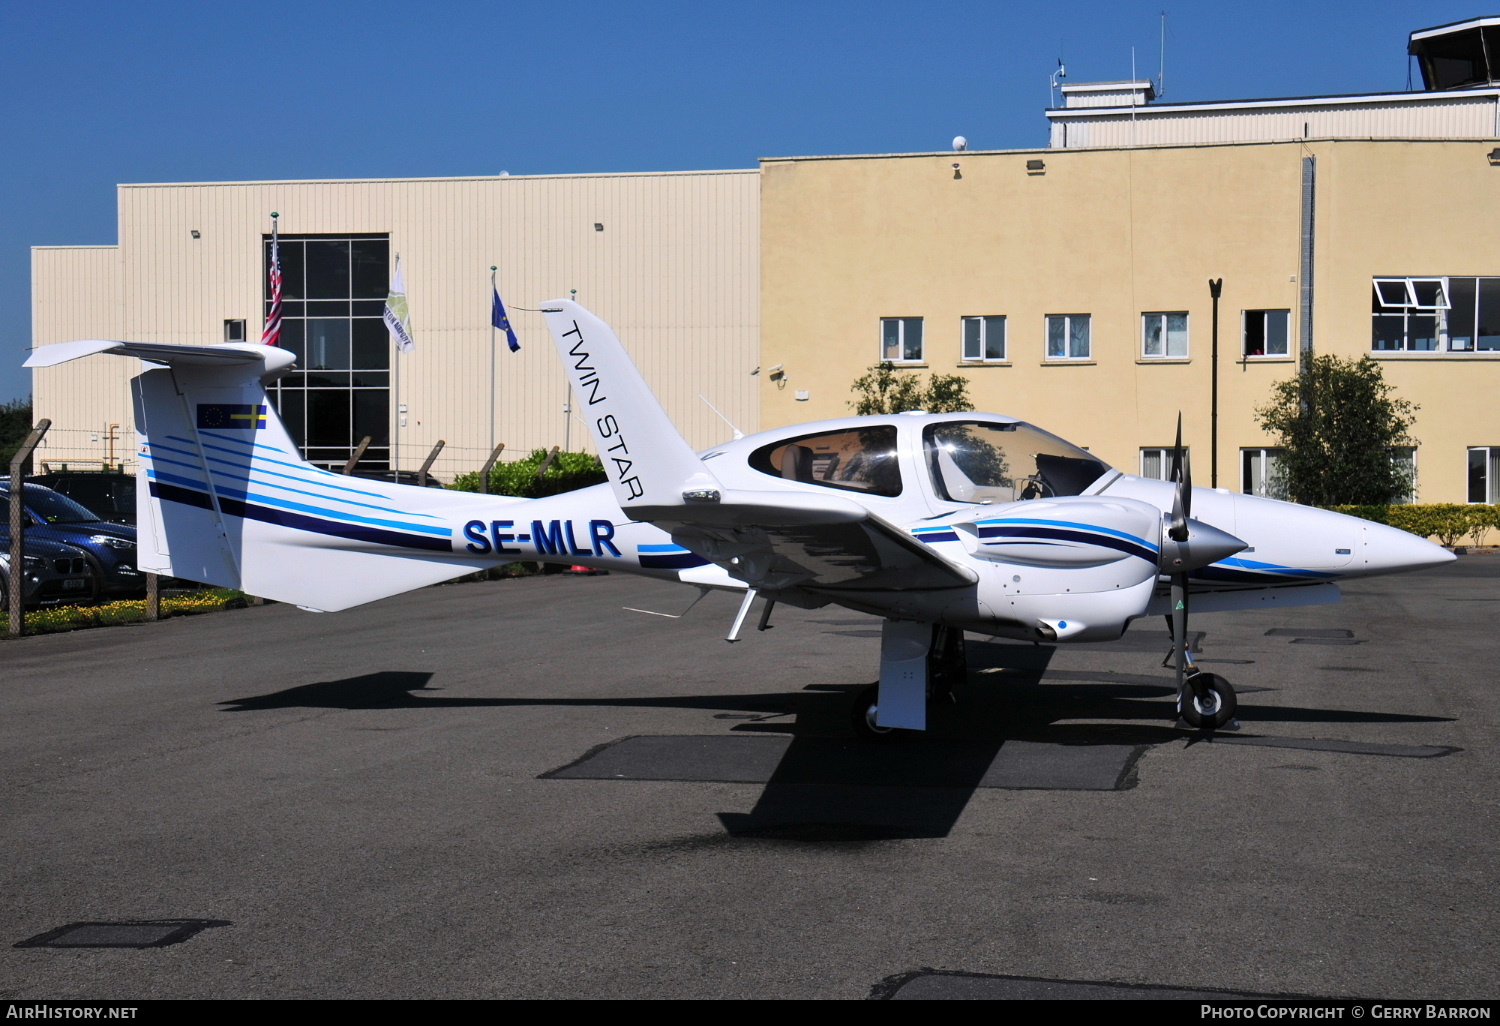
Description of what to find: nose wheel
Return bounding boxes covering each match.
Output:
[1178,671,1237,730]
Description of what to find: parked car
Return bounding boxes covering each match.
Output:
[0,535,96,609]
[0,481,142,598]
[30,471,135,525]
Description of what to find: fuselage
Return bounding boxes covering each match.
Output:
[450,412,1453,641]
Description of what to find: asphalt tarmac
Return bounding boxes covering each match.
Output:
[1,557,1495,999]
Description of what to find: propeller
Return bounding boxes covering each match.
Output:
[1159,413,1241,729]
[1167,414,1196,707]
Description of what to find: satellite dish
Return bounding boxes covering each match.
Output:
[952,136,968,151]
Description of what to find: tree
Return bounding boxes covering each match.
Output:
[1256,355,1417,505]
[849,363,973,416]
[0,397,34,470]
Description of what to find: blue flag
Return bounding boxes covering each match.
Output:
[492,285,520,352]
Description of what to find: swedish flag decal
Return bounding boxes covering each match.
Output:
[197,404,267,430]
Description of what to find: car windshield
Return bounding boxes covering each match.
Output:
[924,420,1111,503]
[4,484,105,525]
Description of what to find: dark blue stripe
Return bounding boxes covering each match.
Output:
[640,553,710,570]
[978,525,1157,563]
[915,531,960,544]
[149,481,452,553]
[1191,565,1335,584]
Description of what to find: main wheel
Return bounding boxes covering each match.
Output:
[1179,672,1237,730]
[850,683,904,742]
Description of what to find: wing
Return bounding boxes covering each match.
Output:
[540,300,975,594]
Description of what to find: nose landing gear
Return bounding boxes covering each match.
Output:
[1178,670,1237,731]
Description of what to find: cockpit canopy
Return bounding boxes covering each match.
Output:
[746,416,1110,504]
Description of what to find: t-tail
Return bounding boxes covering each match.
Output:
[25,340,514,611]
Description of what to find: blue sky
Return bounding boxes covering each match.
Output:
[0,0,1483,402]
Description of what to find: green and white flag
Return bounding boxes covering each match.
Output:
[384,254,415,353]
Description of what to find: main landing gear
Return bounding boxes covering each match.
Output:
[850,624,966,741]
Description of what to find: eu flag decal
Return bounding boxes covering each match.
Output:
[197,404,267,430]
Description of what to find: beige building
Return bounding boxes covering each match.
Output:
[759,136,1500,503]
[30,169,761,479]
[759,17,1500,503]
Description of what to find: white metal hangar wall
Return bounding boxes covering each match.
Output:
[30,169,761,479]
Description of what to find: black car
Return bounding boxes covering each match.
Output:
[29,471,135,525]
[0,482,142,598]
[0,535,96,609]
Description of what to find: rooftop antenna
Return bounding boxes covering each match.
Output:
[1158,10,1167,98]
[1050,56,1066,107]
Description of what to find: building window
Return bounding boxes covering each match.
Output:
[1470,447,1500,503]
[223,319,246,343]
[1139,447,1184,481]
[1441,277,1500,352]
[1370,276,1500,353]
[1142,312,1188,358]
[1241,448,1287,499]
[961,316,1006,362]
[881,317,923,363]
[1243,310,1290,357]
[1390,446,1417,504]
[1046,314,1090,360]
[265,234,392,470]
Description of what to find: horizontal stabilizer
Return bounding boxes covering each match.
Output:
[26,340,294,374]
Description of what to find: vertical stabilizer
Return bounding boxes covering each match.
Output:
[541,300,721,516]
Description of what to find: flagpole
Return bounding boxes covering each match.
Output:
[393,253,401,477]
[489,266,497,455]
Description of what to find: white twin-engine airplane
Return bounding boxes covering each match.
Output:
[26,300,1452,737]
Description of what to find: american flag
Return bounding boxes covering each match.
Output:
[260,217,282,346]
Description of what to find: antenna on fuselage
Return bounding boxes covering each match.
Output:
[698,394,744,440]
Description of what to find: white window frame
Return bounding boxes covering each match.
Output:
[881,316,924,363]
[1046,314,1091,360]
[1141,312,1189,359]
[1242,309,1290,358]
[1372,276,1452,352]
[1241,447,1287,499]
[1139,447,1184,481]
[1470,446,1500,503]
[961,315,1006,362]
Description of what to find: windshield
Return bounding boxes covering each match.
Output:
[924,420,1110,504]
[2,484,105,525]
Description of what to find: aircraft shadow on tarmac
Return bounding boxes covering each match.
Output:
[218,639,1454,844]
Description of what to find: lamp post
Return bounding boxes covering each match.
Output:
[1209,278,1223,488]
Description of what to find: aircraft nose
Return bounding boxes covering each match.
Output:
[1360,520,1456,574]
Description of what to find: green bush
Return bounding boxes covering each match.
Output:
[449,449,607,498]
[1326,503,1497,547]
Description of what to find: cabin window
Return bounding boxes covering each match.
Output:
[1242,310,1289,357]
[961,316,1006,362]
[880,317,923,363]
[1046,314,1090,360]
[750,426,902,497]
[1141,312,1188,358]
[926,421,1108,503]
